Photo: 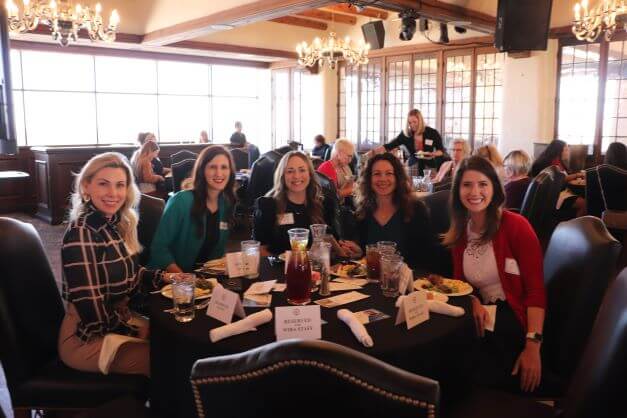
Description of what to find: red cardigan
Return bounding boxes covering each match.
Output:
[317,160,338,188]
[453,210,546,330]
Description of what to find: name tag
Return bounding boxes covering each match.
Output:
[205,285,245,324]
[504,258,521,275]
[275,305,321,341]
[425,139,433,146]
[277,213,295,225]
[219,221,229,230]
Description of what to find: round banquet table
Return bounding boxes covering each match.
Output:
[149,259,477,418]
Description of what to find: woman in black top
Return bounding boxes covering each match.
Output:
[339,153,445,273]
[253,151,338,256]
[311,134,331,161]
[371,109,446,175]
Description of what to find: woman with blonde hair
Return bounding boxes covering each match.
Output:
[503,150,532,210]
[60,152,171,377]
[317,138,355,199]
[253,151,338,256]
[131,140,165,196]
[474,144,506,180]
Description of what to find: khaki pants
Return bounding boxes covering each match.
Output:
[58,303,150,377]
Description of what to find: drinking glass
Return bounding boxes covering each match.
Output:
[172,273,196,323]
[412,176,422,191]
[287,228,309,251]
[366,244,381,282]
[241,240,260,279]
[380,254,403,298]
[377,241,397,256]
[310,224,328,243]
[310,241,331,296]
[423,169,433,179]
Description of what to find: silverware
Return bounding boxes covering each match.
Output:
[163,300,210,314]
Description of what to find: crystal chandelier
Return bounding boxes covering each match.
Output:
[296,32,370,70]
[572,0,627,42]
[5,0,120,47]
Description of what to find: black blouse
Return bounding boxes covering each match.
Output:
[384,126,445,174]
[252,196,337,255]
[195,210,220,264]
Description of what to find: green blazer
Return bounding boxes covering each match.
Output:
[148,190,230,272]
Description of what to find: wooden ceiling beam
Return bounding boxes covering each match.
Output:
[322,4,389,19]
[270,16,328,30]
[296,9,356,24]
[142,0,336,46]
[169,40,298,59]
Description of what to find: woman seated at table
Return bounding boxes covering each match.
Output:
[433,138,470,183]
[131,140,166,198]
[605,141,627,170]
[474,144,506,180]
[253,151,340,256]
[311,134,331,161]
[149,145,235,272]
[530,139,585,218]
[503,150,532,211]
[317,138,355,201]
[442,156,546,393]
[369,109,446,175]
[60,152,171,377]
[133,132,170,177]
[338,153,443,272]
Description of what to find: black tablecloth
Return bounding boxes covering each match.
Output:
[150,259,477,418]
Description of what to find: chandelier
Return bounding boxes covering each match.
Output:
[572,0,627,42]
[296,32,370,70]
[5,0,120,47]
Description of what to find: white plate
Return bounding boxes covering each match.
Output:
[414,278,473,297]
[330,263,367,278]
[160,284,212,300]
[278,252,287,262]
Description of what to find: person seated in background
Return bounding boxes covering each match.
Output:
[317,138,355,202]
[604,141,627,170]
[530,139,586,218]
[133,132,171,177]
[60,152,172,377]
[339,153,443,272]
[312,134,331,161]
[442,156,546,394]
[149,146,235,272]
[130,140,166,198]
[433,138,470,183]
[503,150,532,211]
[252,151,342,256]
[199,130,209,144]
[475,144,506,180]
[230,121,247,148]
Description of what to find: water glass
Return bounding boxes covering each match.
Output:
[377,241,397,256]
[366,244,381,282]
[172,273,196,323]
[412,176,422,191]
[288,228,309,251]
[310,241,331,296]
[241,240,260,279]
[423,169,433,179]
[380,254,403,298]
[310,224,328,243]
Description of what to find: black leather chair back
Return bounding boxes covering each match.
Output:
[171,158,195,192]
[422,190,451,235]
[247,143,260,168]
[561,268,627,418]
[520,166,565,241]
[315,171,343,238]
[543,216,621,380]
[137,194,165,266]
[190,339,440,418]
[230,147,250,171]
[170,150,197,165]
[585,164,627,218]
[0,217,64,389]
[247,149,285,203]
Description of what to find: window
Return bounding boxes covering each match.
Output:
[10,48,270,147]
[602,40,627,151]
[413,55,438,128]
[443,53,472,145]
[386,57,411,143]
[272,69,290,147]
[474,52,504,147]
[359,58,383,151]
[338,65,358,141]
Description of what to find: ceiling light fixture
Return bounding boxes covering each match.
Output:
[573,0,627,41]
[296,32,370,70]
[438,22,449,43]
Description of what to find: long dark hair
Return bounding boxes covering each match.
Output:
[187,145,237,236]
[530,139,568,177]
[355,153,415,222]
[442,156,505,247]
[605,142,627,170]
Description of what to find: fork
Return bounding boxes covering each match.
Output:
[163,300,210,314]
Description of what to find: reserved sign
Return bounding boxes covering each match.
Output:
[275,305,321,341]
[395,291,429,330]
[205,285,245,324]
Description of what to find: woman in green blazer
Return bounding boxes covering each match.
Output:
[149,145,236,272]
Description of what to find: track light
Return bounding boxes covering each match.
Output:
[399,9,419,41]
[419,17,429,32]
[439,22,449,43]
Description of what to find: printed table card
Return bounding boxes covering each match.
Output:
[328,282,363,292]
[205,285,245,324]
[226,251,259,278]
[315,291,370,308]
[354,309,391,325]
[275,305,321,341]
[395,291,429,330]
[244,280,277,295]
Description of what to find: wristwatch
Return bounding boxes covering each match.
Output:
[526,332,543,343]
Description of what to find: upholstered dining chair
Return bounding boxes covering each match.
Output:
[230,147,250,171]
[0,217,148,418]
[421,190,451,235]
[137,193,165,266]
[171,158,196,192]
[520,166,565,245]
[443,267,627,418]
[190,339,440,418]
[170,149,198,165]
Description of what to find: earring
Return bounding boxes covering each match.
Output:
[83,194,91,203]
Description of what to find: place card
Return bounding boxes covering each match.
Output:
[315,291,370,308]
[395,291,429,330]
[483,304,497,332]
[354,309,391,325]
[272,283,286,292]
[328,282,363,292]
[205,285,245,324]
[332,278,369,286]
[275,305,321,341]
[244,280,277,295]
[226,251,259,278]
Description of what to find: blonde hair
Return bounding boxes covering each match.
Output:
[450,138,471,159]
[404,109,426,136]
[503,150,532,177]
[474,144,504,167]
[131,141,159,182]
[331,138,355,160]
[69,152,142,255]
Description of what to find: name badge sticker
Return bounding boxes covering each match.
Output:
[219,221,229,230]
[504,258,521,276]
[277,213,295,225]
[425,139,433,146]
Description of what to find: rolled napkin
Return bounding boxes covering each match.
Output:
[209,308,273,343]
[337,309,374,348]
[427,300,465,317]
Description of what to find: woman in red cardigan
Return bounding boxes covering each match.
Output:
[442,156,547,393]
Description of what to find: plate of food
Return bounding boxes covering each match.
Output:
[160,278,216,300]
[278,252,288,262]
[331,262,367,278]
[196,258,227,274]
[414,274,473,296]
[415,151,434,160]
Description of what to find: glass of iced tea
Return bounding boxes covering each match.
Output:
[366,244,381,282]
[288,228,309,251]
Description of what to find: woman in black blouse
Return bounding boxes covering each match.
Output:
[339,153,445,272]
[370,109,446,175]
[253,151,338,256]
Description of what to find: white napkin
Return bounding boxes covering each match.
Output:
[399,264,413,295]
[427,300,465,317]
[209,309,273,343]
[98,333,147,374]
[337,309,374,348]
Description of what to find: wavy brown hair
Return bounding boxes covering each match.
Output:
[355,153,415,222]
[186,145,236,237]
[442,156,505,247]
[267,151,324,225]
